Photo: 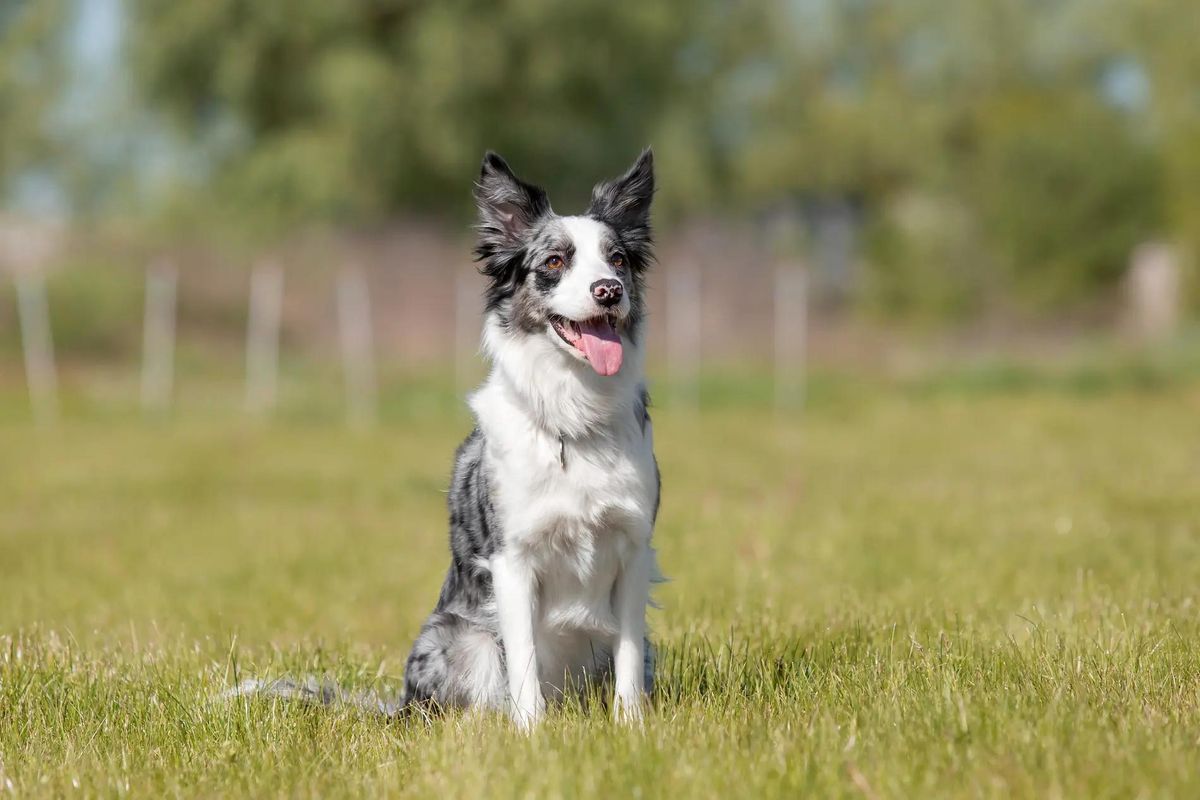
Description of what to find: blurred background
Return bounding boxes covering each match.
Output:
[1,0,1197,418]
[5,7,1200,794]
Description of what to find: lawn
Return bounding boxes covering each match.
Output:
[1,363,1199,797]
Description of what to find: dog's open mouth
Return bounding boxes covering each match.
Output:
[549,315,623,377]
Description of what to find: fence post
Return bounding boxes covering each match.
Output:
[15,270,58,426]
[245,260,284,415]
[337,267,378,427]
[455,271,483,399]
[774,264,807,413]
[1125,242,1181,343]
[666,262,702,412]
[140,260,177,415]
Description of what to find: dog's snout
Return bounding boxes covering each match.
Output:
[590,279,624,307]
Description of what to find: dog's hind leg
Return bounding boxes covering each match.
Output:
[643,636,656,698]
[402,610,505,713]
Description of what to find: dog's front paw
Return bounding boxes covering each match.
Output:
[509,693,546,732]
[613,692,646,725]
[511,710,540,732]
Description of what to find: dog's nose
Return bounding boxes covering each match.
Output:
[590,279,624,307]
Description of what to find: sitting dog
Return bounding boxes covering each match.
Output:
[400,150,662,727]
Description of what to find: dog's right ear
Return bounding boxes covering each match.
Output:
[587,148,655,269]
[473,153,550,267]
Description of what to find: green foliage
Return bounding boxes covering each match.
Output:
[3,0,1198,316]
[130,0,713,230]
[970,99,1164,309]
[0,1,68,190]
[43,260,144,358]
[744,0,1179,317]
[863,193,992,322]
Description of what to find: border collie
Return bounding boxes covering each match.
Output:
[232,150,661,728]
[401,148,662,727]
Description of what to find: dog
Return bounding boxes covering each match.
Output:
[230,150,661,728]
[399,149,662,727]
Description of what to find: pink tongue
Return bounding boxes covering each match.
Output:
[576,320,623,376]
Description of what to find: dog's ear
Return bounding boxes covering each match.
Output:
[588,148,655,253]
[474,152,550,266]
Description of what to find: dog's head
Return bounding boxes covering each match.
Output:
[473,150,654,377]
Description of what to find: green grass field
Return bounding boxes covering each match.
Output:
[2,362,1199,797]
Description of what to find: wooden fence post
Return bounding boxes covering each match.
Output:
[15,270,58,425]
[774,264,807,413]
[140,260,177,415]
[337,267,378,427]
[666,262,702,411]
[245,260,284,415]
[455,271,483,398]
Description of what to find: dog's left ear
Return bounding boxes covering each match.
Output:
[588,148,655,248]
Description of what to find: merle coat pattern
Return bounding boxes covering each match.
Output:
[399,150,661,726]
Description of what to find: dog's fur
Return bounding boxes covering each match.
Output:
[399,150,661,727]
[230,151,661,727]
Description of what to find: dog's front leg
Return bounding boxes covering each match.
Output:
[492,551,543,729]
[613,543,651,723]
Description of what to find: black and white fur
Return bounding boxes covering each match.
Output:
[232,151,662,728]
[399,150,661,727]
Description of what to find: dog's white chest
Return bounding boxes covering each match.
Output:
[492,421,656,563]
[495,424,655,689]
[471,371,657,692]
[482,396,656,632]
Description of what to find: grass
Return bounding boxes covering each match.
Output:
[1,364,1199,797]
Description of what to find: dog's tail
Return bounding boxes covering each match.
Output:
[219,676,406,717]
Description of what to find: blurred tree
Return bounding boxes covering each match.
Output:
[969,96,1163,310]
[742,0,1170,317]
[129,0,723,232]
[9,0,1191,318]
[1114,0,1200,304]
[0,1,69,215]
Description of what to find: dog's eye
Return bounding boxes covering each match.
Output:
[610,254,625,270]
[545,255,564,270]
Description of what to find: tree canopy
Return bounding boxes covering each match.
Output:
[2,0,1197,315]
